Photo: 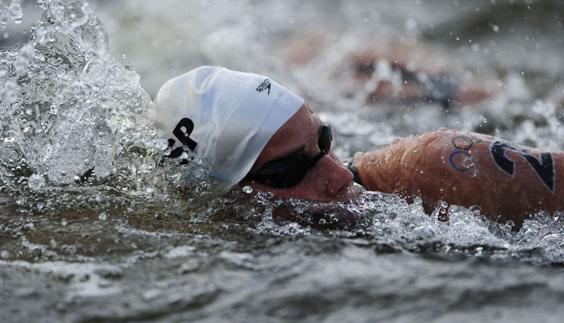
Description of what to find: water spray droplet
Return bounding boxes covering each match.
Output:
[432,201,450,221]
[28,174,45,190]
[98,212,108,221]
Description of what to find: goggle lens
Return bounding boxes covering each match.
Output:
[246,124,332,188]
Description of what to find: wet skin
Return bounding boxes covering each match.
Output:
[245,105,564,225]
[245,104,362,202]
[353,129,564,225]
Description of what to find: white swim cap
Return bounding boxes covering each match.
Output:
[151,66,305,190]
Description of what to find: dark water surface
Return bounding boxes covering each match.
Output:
[1,0,564,322]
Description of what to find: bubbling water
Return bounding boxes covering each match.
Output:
[1,0,564,269]
[3,2,564,322]
[1,0,147,186]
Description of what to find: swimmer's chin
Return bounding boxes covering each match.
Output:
[335,182,365,201]
[244,182,365,203]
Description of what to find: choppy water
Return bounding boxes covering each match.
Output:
[1,0,564,322]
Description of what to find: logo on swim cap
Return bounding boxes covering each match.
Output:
[172,118,198,151]
[164,118,198,163]
[256,79,272,95]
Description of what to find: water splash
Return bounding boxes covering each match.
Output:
[1,1,149,188]
[2,2,564,321]
[0,0,564,269]
[0,0,23,29]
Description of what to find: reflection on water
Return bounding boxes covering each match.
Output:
[2,0,564,322]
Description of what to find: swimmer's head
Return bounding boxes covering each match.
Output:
[152,66,358,201]
[151,66,304,189]
[244,104,360,201]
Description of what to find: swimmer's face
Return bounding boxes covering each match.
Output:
[244,104,361,201]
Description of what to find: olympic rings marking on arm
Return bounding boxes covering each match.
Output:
[449,135,480,172]
[449,150,474,172]
[451,135,481,151]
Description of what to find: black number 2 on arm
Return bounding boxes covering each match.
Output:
[491,141,554,192]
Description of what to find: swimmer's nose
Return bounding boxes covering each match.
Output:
[317,154,354,196]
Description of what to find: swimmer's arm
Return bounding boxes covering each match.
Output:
[353,129,564,225]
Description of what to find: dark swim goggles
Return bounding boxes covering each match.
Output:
[245,124,332,188]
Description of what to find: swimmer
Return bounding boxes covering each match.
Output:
[349,50,493,108]
[151,66,564,226]
[281,35,495,108]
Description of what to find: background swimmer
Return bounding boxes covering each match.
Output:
[281,36,497,108]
